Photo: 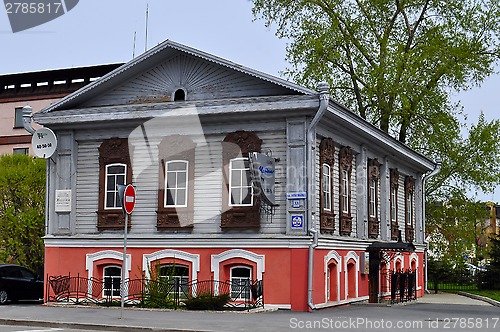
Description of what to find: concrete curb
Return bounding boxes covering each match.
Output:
[458,292,500,308]
[0,318,210,332]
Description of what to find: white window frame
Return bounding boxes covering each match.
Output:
[228,157,253,207]
[103,265,122,298]
[164,160,189,207]
[230,266,251,300]
[391,186,397,222]
[369,178,376,218]
[322,163,331,211]
[14,107,24,128]
[342,169,349,213]
[104,163,127,209]
[407,191,414,227]
[159,264,190,297]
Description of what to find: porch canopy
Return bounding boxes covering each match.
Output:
[367,241,416,253]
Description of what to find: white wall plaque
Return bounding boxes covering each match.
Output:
[55,189,72,212]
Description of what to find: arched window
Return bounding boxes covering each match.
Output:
[339,146,353,236]
[97,138,132,230]
[230,266,251,300]
[159,264,189,296]
[103,265,121,297]
[320,138,335,233]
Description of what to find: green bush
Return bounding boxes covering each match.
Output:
[184,292,231,311]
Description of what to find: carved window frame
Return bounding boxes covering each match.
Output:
[320,138,335,233]
[405,176,415,242]
[390,168,400,240]
[157,135,196,230]
[97,137,132,231]
[367,159,381,239]
[221,131,262,230]
[338,146,353,236]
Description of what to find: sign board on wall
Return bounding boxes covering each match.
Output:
[249,152,277,206]
[55,190,72,212]
[291,215,304,229]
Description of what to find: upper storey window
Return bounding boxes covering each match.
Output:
[97,138,132,230]
[405,176,415,242]
[319,138,335,233]
[165,160,189,207]
[390,168,400,240]
[229,158,253,206]
[338,146,353,236]
[221,131,262,230]
[157,135,196,229]
[367,159,381,239]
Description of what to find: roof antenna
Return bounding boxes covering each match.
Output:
[132,31,137,58]
[145,3,149,52]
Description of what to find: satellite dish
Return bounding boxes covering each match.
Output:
[32,128,57,158]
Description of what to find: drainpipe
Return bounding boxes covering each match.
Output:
[422,158,441,293]
[22,105,36,134]
[307,82,330,311]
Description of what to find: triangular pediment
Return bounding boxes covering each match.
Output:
[41,40,314,113]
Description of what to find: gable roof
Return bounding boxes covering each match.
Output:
[40,39,315,113]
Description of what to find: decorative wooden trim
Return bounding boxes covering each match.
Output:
[157,135,196,230]
[339,146,353,236]
[97,138,132,231]
[367,159,381,239]
[390,168,400,240]
[405,176,416,242]
[319,138,335,233]
[221,131,262,230]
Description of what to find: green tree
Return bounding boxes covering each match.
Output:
[0,154,46,273]
[252,0,500,263]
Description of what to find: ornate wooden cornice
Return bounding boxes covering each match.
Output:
[368,158,381,180]
[320,137,335,165]
[390,168,399,188]
[339,146,353,171]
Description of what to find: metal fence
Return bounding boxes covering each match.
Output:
[429,269,499,293]
[46,274,263,310]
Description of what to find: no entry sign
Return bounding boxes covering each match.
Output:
[123,184,136,214]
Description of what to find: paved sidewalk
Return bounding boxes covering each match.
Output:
[0,293,497,332]
[417,292,493,306]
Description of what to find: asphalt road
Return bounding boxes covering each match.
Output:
[0,328,103,332]
[0,294,499,332]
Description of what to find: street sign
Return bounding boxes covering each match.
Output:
[123,184,136,214]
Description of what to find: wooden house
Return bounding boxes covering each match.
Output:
[34,40,436,311]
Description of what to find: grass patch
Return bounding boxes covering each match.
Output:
[462,290,500,302]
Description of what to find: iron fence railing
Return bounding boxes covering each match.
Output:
[429,269,499,293]
[390,270,417,303]
[46,274,263,310]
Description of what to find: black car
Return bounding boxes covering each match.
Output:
[0,264,43,304]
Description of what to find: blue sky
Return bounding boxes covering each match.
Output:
[1,0,498,202]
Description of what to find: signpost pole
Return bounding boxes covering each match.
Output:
[118,184,135,319]
[120,212,128,318]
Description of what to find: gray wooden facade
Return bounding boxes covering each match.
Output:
[34,40,434,250]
